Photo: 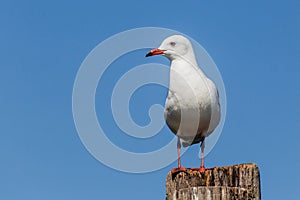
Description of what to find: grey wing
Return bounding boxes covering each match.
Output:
[206,79,221,135]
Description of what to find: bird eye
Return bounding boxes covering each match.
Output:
[170,42,176,46]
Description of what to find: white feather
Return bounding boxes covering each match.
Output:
[160,35,220,145]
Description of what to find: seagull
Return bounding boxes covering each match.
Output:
[146,35,220,173]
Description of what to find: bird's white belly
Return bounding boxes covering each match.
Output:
[164,79,220,144]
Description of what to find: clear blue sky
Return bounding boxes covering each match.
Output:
[1,0,299,199]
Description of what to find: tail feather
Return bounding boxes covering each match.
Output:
[182,138,201,147]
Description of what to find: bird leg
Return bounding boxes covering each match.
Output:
[199,139,205,173]
[171,137,187,174]
[177,138,182,168]
[191,139,206,173]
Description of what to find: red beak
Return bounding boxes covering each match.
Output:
[145,48,165,57]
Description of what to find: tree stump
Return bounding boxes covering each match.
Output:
[166,163,261,200]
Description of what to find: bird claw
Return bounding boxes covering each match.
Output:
[190,166,206,173]
[171,166,187,174]
[199,166,206,173]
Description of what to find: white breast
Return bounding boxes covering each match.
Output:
[164,59,220,144]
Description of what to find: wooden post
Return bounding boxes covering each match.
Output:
[166,163,261,200]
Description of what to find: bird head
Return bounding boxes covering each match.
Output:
[146,35,195,62]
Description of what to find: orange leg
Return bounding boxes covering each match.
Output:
[191,139,206,173]
[199,139,205,173]
[177,138,181,168]
[171,138,186,174]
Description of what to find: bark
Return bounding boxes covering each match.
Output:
[166,163,261,200]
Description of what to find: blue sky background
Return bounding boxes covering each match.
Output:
[1,0,300,199]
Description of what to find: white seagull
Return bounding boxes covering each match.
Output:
[146,35,220,173]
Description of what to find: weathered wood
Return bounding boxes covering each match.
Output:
[166,163,261,200]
